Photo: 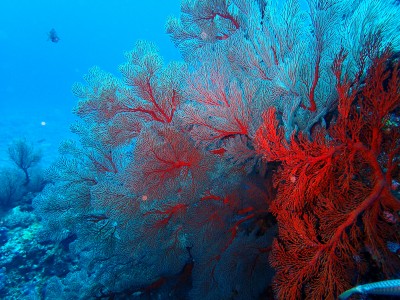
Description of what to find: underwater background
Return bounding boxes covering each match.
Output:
[1,0,400,299]
[0,0,180,298]
[0,0,180,168]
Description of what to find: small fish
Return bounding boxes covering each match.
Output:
[338,279,400,300]
[48,28,60,43]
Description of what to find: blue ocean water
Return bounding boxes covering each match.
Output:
[0,0,180,167]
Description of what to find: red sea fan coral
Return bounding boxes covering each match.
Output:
[126,126,211,200]
[255,49,400,299]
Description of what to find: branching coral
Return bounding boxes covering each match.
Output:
[256,48,400,299]
[34,1,400,299]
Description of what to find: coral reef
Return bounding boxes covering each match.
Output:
[256,49,400,299]
[1,138,45,211]
[0,204,74,299]
[32,0,400,299]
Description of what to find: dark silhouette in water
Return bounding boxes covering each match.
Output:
[48,28,60,43]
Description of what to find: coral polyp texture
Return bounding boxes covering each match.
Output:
[33,0,400,299]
